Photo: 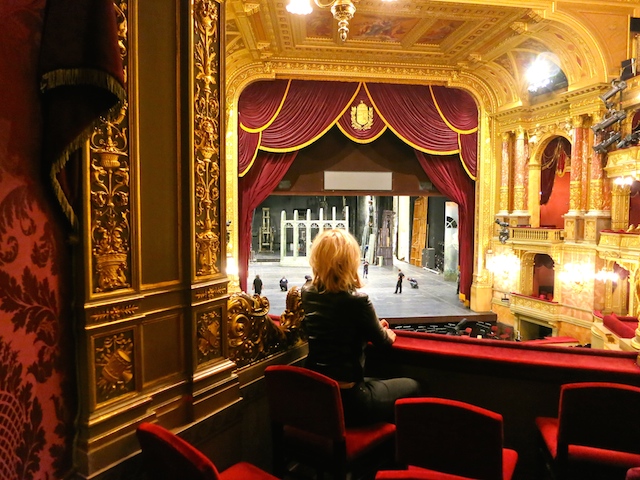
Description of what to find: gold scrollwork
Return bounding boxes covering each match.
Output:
[194,0,222,277]
[197,309,222,365]
[90,1,130,293]
[95,331,134,404]
[227,292,291,369]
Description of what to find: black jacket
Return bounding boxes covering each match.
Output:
[301,284,393,383]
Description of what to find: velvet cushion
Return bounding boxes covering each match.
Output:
[627,467,640,480]
[604,313,637,339]
[219,462,279,480]
[395,398,516,480]
[536,382,640,473]
[137,422,220,480]
[376,467,472,479]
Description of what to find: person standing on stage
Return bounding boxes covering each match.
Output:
[301,229,421,426]
[252,274,263,295]
[394,269,405,294]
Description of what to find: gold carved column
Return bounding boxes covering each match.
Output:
[498,132,512,216]
[585,114,611,243]
[511,127,529,225]
[564,117,587,240]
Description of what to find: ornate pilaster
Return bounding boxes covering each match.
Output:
[564,117,587,241]
[498,132,512,215]
[510,127,529,225]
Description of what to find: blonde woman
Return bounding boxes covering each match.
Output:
[302,229,421,426]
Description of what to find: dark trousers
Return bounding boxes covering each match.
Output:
[340,377,422,426]
[395,280,402,293]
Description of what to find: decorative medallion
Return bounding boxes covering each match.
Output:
[94,331,134,404]
[196,309,222,365]
[351,101,373,131]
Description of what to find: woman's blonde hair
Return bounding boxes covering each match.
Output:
[309,229,363,293]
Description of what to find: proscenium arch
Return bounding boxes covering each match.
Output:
[224,68,497,309]
[231,77,481,299]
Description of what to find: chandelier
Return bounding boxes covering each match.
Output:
[286,0,357,42]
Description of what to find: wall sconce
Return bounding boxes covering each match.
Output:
[286,0,357,41]
[591,110,627,134]
[558,262,593,293]
[599,79,627,107]
[593,131,622,154]
[486,250,520,291]
[594,269,618,282]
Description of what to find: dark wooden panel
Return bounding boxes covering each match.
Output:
[138,0,180,285]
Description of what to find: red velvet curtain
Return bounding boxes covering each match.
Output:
[238,151,298,291]
[415,152,475,300]
[540,138,569,205]
[237,79,479,298]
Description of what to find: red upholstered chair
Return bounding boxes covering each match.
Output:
[264,365,396,480]
[391,397,518,480]
[536,382,640,479]
[136,422,278,480]
[628,467,640,480]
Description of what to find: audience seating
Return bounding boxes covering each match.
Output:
[136,422,278,480]
[388,397,518,480]
[536,382,640,479]
[264,364,396,480]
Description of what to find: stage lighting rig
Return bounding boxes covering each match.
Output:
[593,131,622,154]
[616,131,640,149]
[599,79,627,107]
[591,109,627,134]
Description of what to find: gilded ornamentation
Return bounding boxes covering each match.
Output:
[95,331,134,404]
[194,284,227,301]
[197,309,222,365]
[227,292,295,369]
[89,304,139,323]
[569,180,581,211]
[351,101,373,131]
[589,179,603,211]
[90,106,131,293]
[90,2,130,294]
[278,286,307,344]
[194,0,222,277]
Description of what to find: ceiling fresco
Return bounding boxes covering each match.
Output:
[226,0,636,108]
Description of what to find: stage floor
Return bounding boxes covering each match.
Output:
[248,255,489,320]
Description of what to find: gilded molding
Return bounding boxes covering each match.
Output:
[89,2,131,294]
[94,331,135,406]
[89,303,139,324]
[193,0,222,278]
[194,284,228,301]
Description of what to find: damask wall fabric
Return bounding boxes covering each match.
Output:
[0,2,75,477]
[1,0,124,477]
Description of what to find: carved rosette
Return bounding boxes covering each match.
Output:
[90,2,130,293]
[94,331,135,405]
[196,309,222,365]
[193,0,221,277]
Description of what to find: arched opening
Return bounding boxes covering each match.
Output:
[539,136,571,228]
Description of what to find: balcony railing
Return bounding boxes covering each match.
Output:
[509,227,564,244]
